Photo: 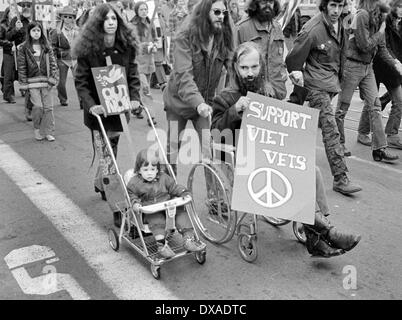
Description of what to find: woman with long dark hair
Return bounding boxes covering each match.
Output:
[73,2,141,227]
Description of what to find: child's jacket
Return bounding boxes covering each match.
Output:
[17,42,59,90]
[127,172,191,206]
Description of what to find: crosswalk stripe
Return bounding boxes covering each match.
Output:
[0,139,179,300]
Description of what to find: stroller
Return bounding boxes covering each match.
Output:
[92,107,206,279]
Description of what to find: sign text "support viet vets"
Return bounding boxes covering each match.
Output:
[231,92,319,224]
[92,64,131,116]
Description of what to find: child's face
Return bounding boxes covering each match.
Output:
[139,163,158,181]
[30,26,41,41]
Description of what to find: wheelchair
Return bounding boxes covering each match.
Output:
[187,142,306,263]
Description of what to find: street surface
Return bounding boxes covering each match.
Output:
[1,62,402,300]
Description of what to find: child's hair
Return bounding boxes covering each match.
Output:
[134,148,161,174]
[26,21,51,52]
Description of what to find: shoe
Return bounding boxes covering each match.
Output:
[387,136,402,150]
[357,133,372,146]
[157,242,175,258]
[333,174,362,195]
[147,117,157,127]
[183,235,206,252]
[94,186,107,201]
[304,226,345,258]
[340,144,351,157]
[372,148,399,162]
[60,102,68,106]
[5,98,16,104]
[113,211,122,228]
[45,135,55,141]
[326,228,361,252]
[34,129,44,141]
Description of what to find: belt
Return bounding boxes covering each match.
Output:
[347,57,371,65]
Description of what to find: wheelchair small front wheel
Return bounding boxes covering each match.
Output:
[108,229,119,251]
[195,250,206,265]
[293,221,306,244]
[237,233,257,263]
[151,264,161,280]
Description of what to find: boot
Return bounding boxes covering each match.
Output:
[303,225,345,258]
[333,173,362,195]
[312,211,361,252]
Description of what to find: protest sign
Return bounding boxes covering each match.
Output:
[230,92,319,225]
[34,0,53,21]
[0,0,9,13]
[91,64,131,116]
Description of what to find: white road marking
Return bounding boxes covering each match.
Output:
[0,140,179,300]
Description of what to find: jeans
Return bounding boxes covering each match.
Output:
[336,59,387,150]
[30,87,55,135]
[315,166,329,216]
[57,60,71,104]
[306,90,348,177]
[2,53,16,101]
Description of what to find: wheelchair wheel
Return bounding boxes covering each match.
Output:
[195,250,206,265]
[263,216,291,227]
[151,264,161,280]
[293,221,306,244]
[237,229,258,263]
[108,229,119,251]
[187,162,236,244]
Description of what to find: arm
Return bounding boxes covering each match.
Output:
[376,38,399,69]
[47,48,59,86]
[127,180,141,206]
[73,56,97,112]
[127,47,142,104]
[165,174,190,198]
[0,25,12,48]
[6,19,25,42]
[173,32,205,110]
[285,28,314,72]
[212,90,242,133]
[17,47,28,89]
[353,10,384,53]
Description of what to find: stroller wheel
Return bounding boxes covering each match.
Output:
[108,229,119,251]
[151,264,161,280]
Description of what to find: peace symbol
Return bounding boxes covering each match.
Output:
[247,168,292,208]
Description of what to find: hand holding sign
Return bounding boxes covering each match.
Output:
[197,103,213,118]
[289,71,304,87]
[235,96,250,113]
[90,105,107,117]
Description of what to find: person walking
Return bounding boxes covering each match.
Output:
[50,6,79,107]
[335,0,401,162]
[73,2,142,227]
[286,0,363,195]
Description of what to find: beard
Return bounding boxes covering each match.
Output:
[209,19,224,35]
[238,72,265,95]
[22,9,31,19]
[255,7,274,23]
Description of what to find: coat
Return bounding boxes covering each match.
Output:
[17,42,59,90]
[131,16,156,75]
[236,16,287,100]
[127,171,190,206]
[373,12,402,88]
[163,20,231,119]
[49,28,79,61]
[74,41,141,132]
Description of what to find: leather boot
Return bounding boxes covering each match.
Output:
[303,225,345,258]
[312,211,361,252]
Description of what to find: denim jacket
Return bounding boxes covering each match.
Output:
[163,24,230,119]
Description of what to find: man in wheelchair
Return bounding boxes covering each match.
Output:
[211,42,361,258]
[126,148,206,258]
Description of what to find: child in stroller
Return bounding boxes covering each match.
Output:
[126,148,206,258]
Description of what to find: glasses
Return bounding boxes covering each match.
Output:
[211,8,228,17]
[62,15,75,19]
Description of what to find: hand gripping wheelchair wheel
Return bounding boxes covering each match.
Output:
[187,162,237,244]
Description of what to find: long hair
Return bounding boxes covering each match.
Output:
[177,0,234,57]
[132,1,153,39]
[134,148,161,174]
[0,7,10,26]
[247,0,281,18]
[25,21,51,52]
[73,3,137,58]
[357,0,389,32]
[230,41,269,96]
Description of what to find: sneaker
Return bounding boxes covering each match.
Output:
[387,135,402,150]
[60,102,68,106]
[333,174,362,195]
[34,129,44,141]
[340,144,351,157]
[157,242,175,258]
[183,235,206,252]
[357,133,371,146]
[372,148,399,162]
[46,135,55,141]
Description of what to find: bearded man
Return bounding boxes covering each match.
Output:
[211,41,361,258]
[236,0,287,101]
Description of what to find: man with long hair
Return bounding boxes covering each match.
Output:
[211,42,361,258]
[163,0,234,176]
[236,0,287,101]
[286,0,363,196]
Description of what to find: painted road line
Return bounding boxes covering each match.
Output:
[317,146,402,175]
[0,140,179,300]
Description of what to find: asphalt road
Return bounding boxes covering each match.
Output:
[1,66,402,301]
